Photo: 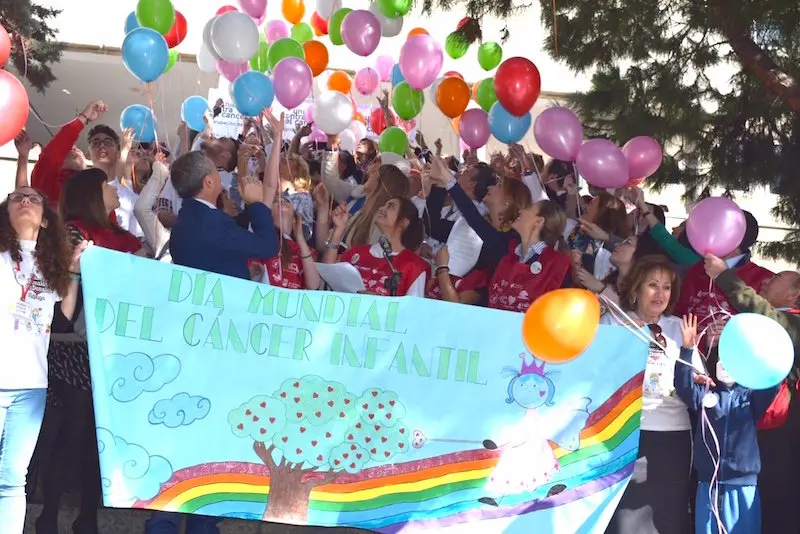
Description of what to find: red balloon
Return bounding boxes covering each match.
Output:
[311,11,328,36]
[0,25,10,68]
[370,107,388,134]
[164,11,187,49]
[216,5,238,15]
[494,57,541,117]
[0,71,29,146]
[444,70,463,79]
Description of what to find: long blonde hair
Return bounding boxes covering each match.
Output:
[280,153,312,193]
[348,165,409,247]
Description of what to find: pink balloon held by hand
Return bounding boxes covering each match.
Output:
[622,136,663,182]
[575,139,629,189]
[686,197,747,257]
[533,107,583,162]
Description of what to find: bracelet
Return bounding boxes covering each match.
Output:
[301,253,313,259]
[78,113,90,124]
[69,272,81,281]
[325,240,341,250]
[435,266,450,275]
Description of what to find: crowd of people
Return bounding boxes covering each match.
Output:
[0,94,798,534]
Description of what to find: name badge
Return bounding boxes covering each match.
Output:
[530,261,542,275]
[350,253,360,264]
[12,301,32,322]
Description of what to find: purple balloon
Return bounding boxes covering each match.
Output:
[622,136,663,181]
[217,59,250,82]
[575,139,629,189]
[686,197,746,257]
[341,10,381,57]
[533,107,583,162]
[375,55,393,82]
[354,67,379,95]
[265,20,289,44]
[399,35,443,90]
[309,125,327,142]
[458,109,490,150]
[305,104,315,123]
[273,57,313,109]
[238,0,267,19]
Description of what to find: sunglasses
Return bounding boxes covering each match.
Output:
[8,192,43,205]
[647,323,667,348]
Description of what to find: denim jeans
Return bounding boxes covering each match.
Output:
[0,388,47,534]
[145,511,220,534]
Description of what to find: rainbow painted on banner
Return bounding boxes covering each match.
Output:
[135,372,643,530]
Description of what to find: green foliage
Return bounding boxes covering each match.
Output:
[0,0,65,92]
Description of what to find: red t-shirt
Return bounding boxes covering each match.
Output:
[68,220,141,254]
[249,239,315,290]
[31,118,85,207]
[488,245,571,313]
[427,268,491,300]
[340,244,429,297]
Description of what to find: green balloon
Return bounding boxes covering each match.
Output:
[250,36,270,73]
[329,8,352,46]
[377,0,412,18]
[163,49,179,73]
[135,0,175,35]
[378,126,409,156]
[476,78,498,112]
[267,38,305,71]
[291,22,314,44]
[445,32,469,60]
[477,42,502,71]
[392,81,425,120]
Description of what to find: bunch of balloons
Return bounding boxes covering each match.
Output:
[122,0,189,82]
[0,24,30,147]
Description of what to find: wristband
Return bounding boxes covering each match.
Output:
[325,240,341,250]
[69,272,81,282]
[301,253,313,259]
[435,266,450,275]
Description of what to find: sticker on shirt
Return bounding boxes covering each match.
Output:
[350,253,360,265]
[530,261,542,275]
[716,360,735,386]
[643,347,677,399]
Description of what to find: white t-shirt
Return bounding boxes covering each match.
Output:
[154,177,183,215]
[0,241,61,389]
[109,178,144,238]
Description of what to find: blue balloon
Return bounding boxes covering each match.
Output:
[232,72,275,117]
[391,63,405,87]
[181,96,209,133]
[718,313,793,389]
[488,102,532,144]
[122,28,169,83]
[120,105,157,143]
[124,11,140,34]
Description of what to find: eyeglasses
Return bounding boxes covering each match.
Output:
[8,192,43,205]
[90,137,117,149]
[647,323,666,348]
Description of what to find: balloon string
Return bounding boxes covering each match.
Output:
[701,392,728,534]
[19,33,28,79]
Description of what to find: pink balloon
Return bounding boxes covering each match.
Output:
[575,139,629,189]
[217,59,249,82]
[265,20,289,44]
[686,197,747,257]
[399,35,443,90]
[622,136,663,181]
[305,104,315,123]
[458,109,490,150]
[354,67,379,95]
[309,125,327,142]
[273,57,313,109]
[341,10,381,57]
[375,55,393,82]
[238,0,267,19]
[533,107,583,161]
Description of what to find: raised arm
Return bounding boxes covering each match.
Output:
[13,130,33,188]
[262,109,284,205]
[134,161,170,256]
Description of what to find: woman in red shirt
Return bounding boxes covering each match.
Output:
[323,197,429,297]
[427,245,491,304]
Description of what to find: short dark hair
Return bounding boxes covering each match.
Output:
[307,159,321,176]
[171,152,214,199]
[87,124,120,146]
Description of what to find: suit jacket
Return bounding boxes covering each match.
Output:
[170,198,278,280]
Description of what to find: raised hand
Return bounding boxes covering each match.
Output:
[81,100,107,122]
[121,128,136,152]
[14,130,33,156]
[263,109,285,138]
[69,240,90,273]
[298,122,313,138]
[312,182,329,207]
[680,314,699,349]
[703,253,728,280]
[563,174,577,196]
[331,203,350,230]
[238,175,264,205]
[579,218,610,241]
[434,245,450,267]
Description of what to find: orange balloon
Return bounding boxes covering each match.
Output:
[328,70,352,94]
[451,115,460,134]
[436,77,470,118]
[353,112,366,124]
[471,79,482,101]
[521,289,600,363]
[302,40,328,77]
[282,0,305,24]
[407,27,428,38]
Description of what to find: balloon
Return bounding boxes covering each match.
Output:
[327,71,352,94]
[575,139,629,189]
[522,289,600,363]
[302,40,328,76]
[378,126,408,156]
[197,44,217,73]
[339,130,357,153]
[266,20,289,44]
[370,107,389,134]
[238,0,267,19]
[0,71,29,146]
[353,112,366,124]
[282,0,306,24]
[163,48,179,73]
[477,41,502,71]
[122,28,169,83]
[444,70,463,79]
[291,22,314,44]
[458,109,490,149]
[164,10,187,48]
[495,57,541,117]
[381,152,410,175]
[430,77,445,100]
[135,0,175,35]
[314,90,353,134]
[203,17,222,60]
[328,8,352,46]
[533,107,583,161]
[341,10,381,57]
[181,96,208,132]
[475,78,498,112]
[489,102,531,144]
[390,63,405,87]
[250,35,270,72]
[376,0,411,18]
[211,12,260,63]
[232,71,275,116]
[217,5,238,15]
[375,55,394,82]
[304,105,315,123]
[368,3,403,38]
[267,38,305,71]
[351,119,367,140]
[399,35,443,90]
[310,12,328,36]
[685,197,747,257]
[0,26,8,69]
[120,104,157,143]
[309,125,327,142]
[435,77,469,119]
[445,32,468,59]
[622,136,663,181]
[273,57,313,108]
[719,314,793,390]
[408,27,428,38]
[392,82,425,120]
[124,11,140,34]
[354,67,379,95]
[450,115,460,135]
[217,59,249,82]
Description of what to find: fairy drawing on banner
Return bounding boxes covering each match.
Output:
[479,353,592,507]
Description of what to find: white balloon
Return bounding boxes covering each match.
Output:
[316,0,341,20]
[350,120,367,141]
[380,152,410,176]
[368,3,403,38]
[314,70,333,94]
[203,17,222,60]
[339,130,357,153]
[197,44,218,73]
[211,12,260,64]
[314,91,353,134]
[429,76,446,99]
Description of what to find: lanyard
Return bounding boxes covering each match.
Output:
[13,262,37,302]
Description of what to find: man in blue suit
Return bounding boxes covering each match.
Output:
[144,112,283,534]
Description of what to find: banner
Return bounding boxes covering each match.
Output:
[81,247,647,532]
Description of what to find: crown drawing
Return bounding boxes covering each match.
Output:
[519,353,546,376]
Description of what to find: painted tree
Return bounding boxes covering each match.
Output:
[228,375,410,521]
[2,1,65,91]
